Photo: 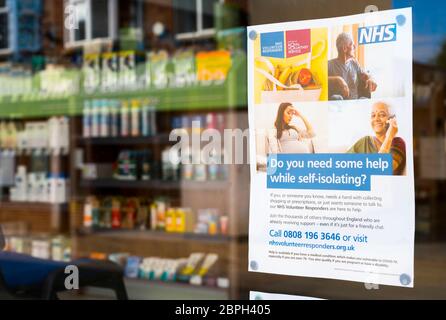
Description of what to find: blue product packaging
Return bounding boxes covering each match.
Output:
[125,256,141,278]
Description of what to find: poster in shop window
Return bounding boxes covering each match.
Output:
[247,8,414,287]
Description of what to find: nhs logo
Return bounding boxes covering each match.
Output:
[358,23,397,44]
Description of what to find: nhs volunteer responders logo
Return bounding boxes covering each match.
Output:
[261,31,284,58]
[261,29,311,58]
[358,23,397,44]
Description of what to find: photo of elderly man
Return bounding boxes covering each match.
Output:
[328,32,377,100]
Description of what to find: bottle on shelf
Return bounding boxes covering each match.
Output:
[110,100,120,137]
[83,196,94,228]
[141,99,150,137]
[100,99,110,137]
[120,100,130,137]
[83,100,91,138]
[162,146,180,181]
[91,100,101,137]
[131,99,140,137]
[111,199,122,229]
[149,106,157,136]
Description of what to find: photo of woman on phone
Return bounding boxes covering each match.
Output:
[347,101,406,175]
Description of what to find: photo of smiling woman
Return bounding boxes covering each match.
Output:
[347,101,406,175]
[267,102,316,154]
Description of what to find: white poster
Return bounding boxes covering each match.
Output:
[247,8,414,287]
[250,291,324,300]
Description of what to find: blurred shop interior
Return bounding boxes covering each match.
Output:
[0,0,445,299]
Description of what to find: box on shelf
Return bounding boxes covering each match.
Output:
[196,50,232,83]
[102,52,120,92]
[82,163,114,180]
[119,51,146,91]
[83,53,102,93]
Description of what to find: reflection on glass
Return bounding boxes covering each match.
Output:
[0,13,7,49]
[92,0,109,38]
[173,0,196,34]
[203,0,217,29]
[74,1,86,41]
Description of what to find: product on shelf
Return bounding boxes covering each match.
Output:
[0,64,34,98]
[162,146,181,181]
[121,100,130,137]
[5,234,71,262]
[124,256,141,278]
[172,49,196,88]
[83,53,102,93]
[83,196,95,228]
[82,163,114,180]
[170,112,229,182]
[149,50,170,89]
[101,52,120,92]
[39,65,80,96]
[0,150,15,186]
[130,99,140,137]
[196,50,232,83]
[1,117,69,153]
[114,150,138,180]
[139,150,154,181]
[119,51,145,91]
[82,98,157,138]
[9,160,68,204]
[104,252,226,288]
[150,197,169,231]
[82,196,227,235]
[138,257,187,281]
[111,198,122,229]
[0,47,238,101]
[195,209,221,235]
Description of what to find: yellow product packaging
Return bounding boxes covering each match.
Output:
[174,208,195,233]
[196,50,232,82]
[165,208,176,232]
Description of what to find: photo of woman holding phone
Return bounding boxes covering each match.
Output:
[347,101,406,175]
[267,102,316,154]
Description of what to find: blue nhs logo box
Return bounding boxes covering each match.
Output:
[358,23,397,44]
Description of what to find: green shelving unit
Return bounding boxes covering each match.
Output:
[0,52,247,118]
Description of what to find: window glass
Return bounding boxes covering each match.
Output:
[202,0,218,29]
[74,0,87,41]
[92,0,110,38]
[173,0,197,34]
[0,13,7,49]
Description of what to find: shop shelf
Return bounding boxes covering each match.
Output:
[0,200,68,212]
[62,277,229,299]
[79,178,180,190]
[0,53,247,118]
[79,178,230,191]
[0,82,246,118]
[77,134,172,146]
[124,277,229,297]
[0,95,76,119]
[181,180,231,190]
[76,227,245,244]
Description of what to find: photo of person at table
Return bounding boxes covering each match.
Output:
[328,32,377,100]
[266,102,315,154]
[347,101,406,175]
